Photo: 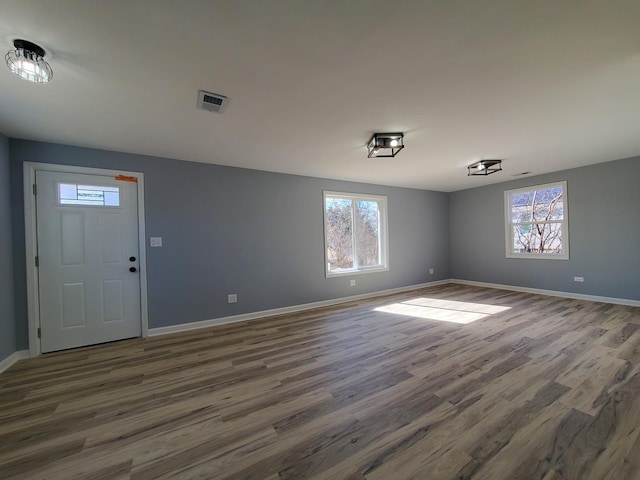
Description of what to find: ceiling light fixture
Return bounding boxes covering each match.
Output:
[5,39,53,83]
[467,159,502,176]
[367,133,404,158]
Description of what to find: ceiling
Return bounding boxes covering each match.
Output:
[1,0,639,192]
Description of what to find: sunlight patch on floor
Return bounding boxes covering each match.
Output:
[374,297,511,324]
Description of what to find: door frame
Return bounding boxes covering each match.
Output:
[23,162,149,357]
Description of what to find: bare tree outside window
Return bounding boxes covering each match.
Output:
[324,192,388,275]
[356,200,380,267]
[325,198,354,270]
[505,182,569,260]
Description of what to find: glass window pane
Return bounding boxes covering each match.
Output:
[104,191,120,206]
[513,222,563,254]
[532,186,564,221]
[510,191,534,223]
[59,183,78,201]
[325,198,353,271]
[356,200,380,266]
[77,187,105,205]
[58,183,120,206]
[511,186,564,223]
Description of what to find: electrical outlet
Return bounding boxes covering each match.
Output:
[573,276,584,283]
[350,279,356,287]
[149,237,162,247]
[429,268,434,275]
[227,294,238,303]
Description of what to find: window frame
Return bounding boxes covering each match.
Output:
[504,181,569,260]
[323,191,389,277]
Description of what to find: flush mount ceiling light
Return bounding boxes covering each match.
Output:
[5,39,53,83]
[367,133,404,158]
[468,159,503,176]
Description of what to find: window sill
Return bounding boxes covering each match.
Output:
[506,254,569,260]
[326,266,389,278]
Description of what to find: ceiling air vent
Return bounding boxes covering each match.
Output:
[197,90,228,113]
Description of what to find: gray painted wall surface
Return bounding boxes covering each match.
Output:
[450,157,640,301]
[10,140,450,349]
[0,134,16,362]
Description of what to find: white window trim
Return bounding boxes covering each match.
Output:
[323,191,389,277]
[504,180,569,260]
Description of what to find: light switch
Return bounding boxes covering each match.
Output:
[150,237,162,247]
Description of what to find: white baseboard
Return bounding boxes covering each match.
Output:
[4,281,630,364]
[148,278,638,338]
[148,279,451,336]
[0,350,30,375]
[451,279,640,307]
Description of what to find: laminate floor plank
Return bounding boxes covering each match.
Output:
[1,284,639,479]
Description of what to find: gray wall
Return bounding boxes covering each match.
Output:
[1,134,16,363]
[10,140,450,349]
[450,157,640,301]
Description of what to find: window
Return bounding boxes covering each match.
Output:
[504,181,568,259]
[324,191,388,276]
[58,183,120,206]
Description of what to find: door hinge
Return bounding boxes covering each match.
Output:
[35,256,39,267]
[37,327,41,338]
[33,183,37,195]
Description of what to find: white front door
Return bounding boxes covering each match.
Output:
[36,170,142,353]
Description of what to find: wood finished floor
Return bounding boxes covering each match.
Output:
[1,284,640,480]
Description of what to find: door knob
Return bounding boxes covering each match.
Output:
[129,256,136,262]
[129,267,137,273]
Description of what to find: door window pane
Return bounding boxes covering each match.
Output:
[58,183,120,207]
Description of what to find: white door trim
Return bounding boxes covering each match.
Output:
[23,162,149,357]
